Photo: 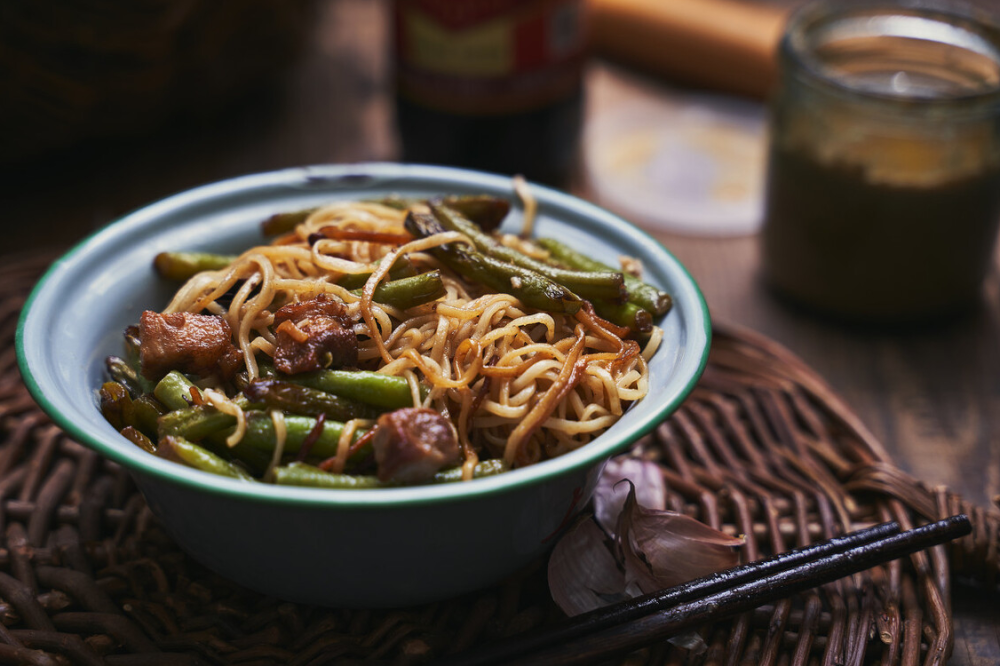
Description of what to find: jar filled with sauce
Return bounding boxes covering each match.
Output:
[761,0,1000,323]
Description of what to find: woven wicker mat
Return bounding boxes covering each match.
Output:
[2,254,999,666]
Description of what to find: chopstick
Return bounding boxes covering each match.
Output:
[448,520,904,665]
[445,520,900,666]
[442,514,971,666]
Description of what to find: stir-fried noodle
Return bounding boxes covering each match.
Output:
[161,201,658,477]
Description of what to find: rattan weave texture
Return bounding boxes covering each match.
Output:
[3,255,998,666]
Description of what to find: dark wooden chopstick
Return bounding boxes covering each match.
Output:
[510,515,970,666]
[443,514,971,666]
[443,520,901,666]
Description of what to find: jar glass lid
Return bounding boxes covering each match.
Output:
[786,1,1000,100]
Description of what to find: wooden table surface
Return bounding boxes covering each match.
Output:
[3,0,998,662]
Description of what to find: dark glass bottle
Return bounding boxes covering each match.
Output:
[392,0,586,188]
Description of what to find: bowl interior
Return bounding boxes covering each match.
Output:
[17,163,710,506]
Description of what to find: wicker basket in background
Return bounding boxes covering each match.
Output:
[0,0,314,167]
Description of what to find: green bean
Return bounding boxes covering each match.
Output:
[199,438,273,475]
[160,405,347,470]
[131,395,166,438]
[105,356,152,397]
[336,273,369,290]
[405,211,582,315]
[158,436,255,481]
[274,459,510,488]
[431,459,509,483]
[335,257,418,290]
[243,379,382,421]
[439,195,510,232]
[124,325,141,358]
[261,207,317,236]
[255,360,278,380]
[157,399,298,471]
[122,326,144,379]
[100,382,165,438]
[158,405,237,441]
[351,271,446,309]
[121,426,156,454]
[536,238,673,316]
[154,371,198,411]
[430,203,627,304]
[153,252,237,281]
[454,249,584,315]
[592,300,653,334]
[292,369,425,410]
[230,412,366,459]
[99,382,133,432]
[274,462,382,489]
[370,194,510,231]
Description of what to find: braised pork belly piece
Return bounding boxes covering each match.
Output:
[372,407,460,484]
[139,311,241,381]
[273,295,359,374]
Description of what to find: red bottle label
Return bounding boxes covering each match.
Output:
[395,0,586,115]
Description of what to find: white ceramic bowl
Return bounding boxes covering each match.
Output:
[17,164,710,607]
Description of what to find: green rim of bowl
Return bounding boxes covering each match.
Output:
[16,163,711,508]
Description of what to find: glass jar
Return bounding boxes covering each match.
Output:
[761,0,1000,323]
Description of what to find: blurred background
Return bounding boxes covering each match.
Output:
[0,0,792,240]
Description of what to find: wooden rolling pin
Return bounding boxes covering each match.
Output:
[588,0,792,99]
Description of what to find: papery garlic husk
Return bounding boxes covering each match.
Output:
[594,457,666,534]
[616,482,745,595]
[548,516,632,617]
[668,631,708,655]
